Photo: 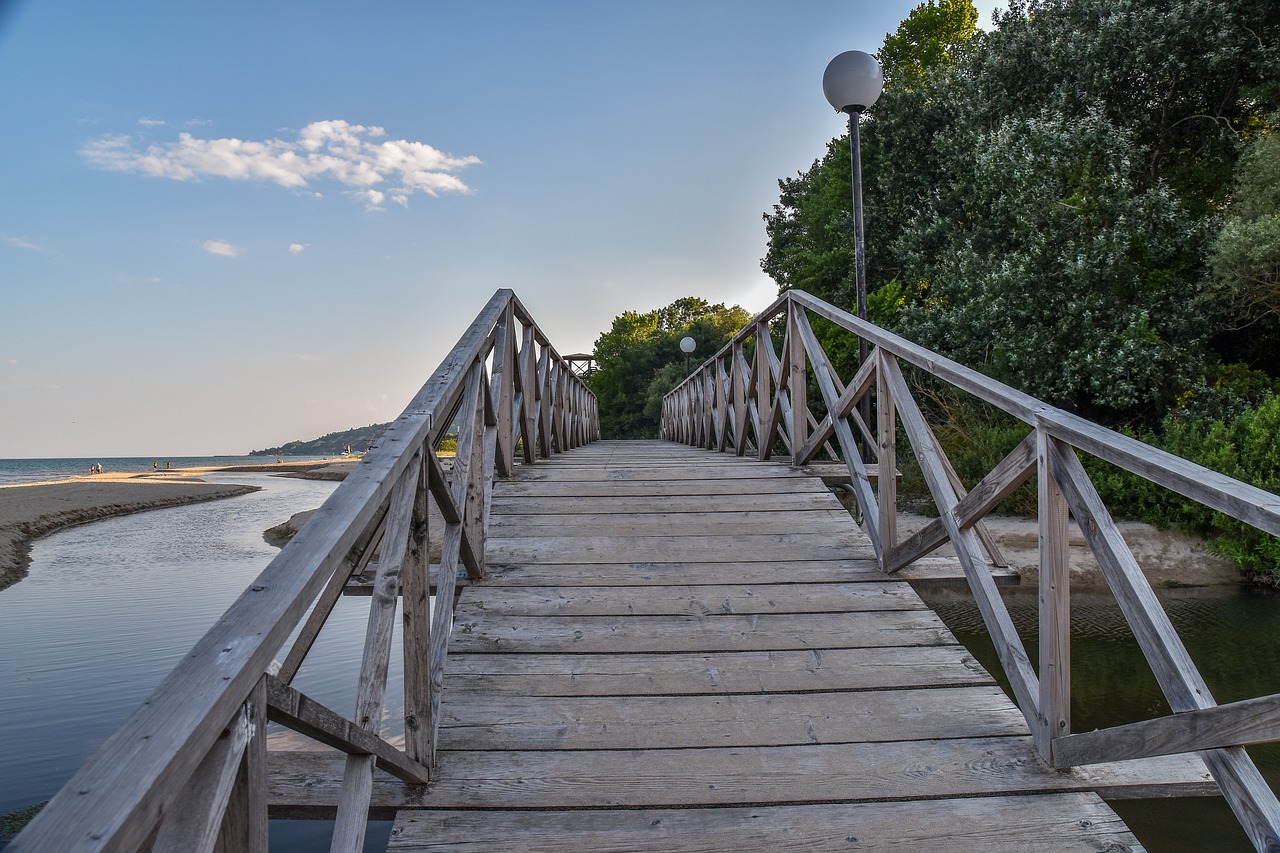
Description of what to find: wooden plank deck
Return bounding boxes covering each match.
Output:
[269,440,1216,850]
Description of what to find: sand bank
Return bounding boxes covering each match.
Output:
[892,510,1240,587]
[0,462,353,591]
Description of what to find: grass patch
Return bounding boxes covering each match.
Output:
[1,801,47,842]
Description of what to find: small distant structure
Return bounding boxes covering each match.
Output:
[565,353,596,379]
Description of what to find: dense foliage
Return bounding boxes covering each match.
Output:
[588,298,751,439]
[762,0,1280,573]
[586,295,747,438]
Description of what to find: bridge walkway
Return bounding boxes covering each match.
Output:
[354,439,1211,851]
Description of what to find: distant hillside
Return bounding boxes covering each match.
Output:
[250,422,390,457]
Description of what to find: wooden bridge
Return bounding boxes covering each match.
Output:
[12,289,1280,851]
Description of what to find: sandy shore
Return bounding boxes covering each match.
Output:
[893,510,1240,587]
[0,460,347,591]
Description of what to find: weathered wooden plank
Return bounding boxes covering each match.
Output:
[483,532,874,564]
[455,581,926,617]
[152,695,255,853]
[439,646,995,696]
[884,432,1035,574]
[792,310,881,553]
[387,793,1145,852]
[266,739,1216,814]
[487,508,853,536]
[492,478,832,498]
[480,557,1016,586]
[505,465,813,481]
[437,686,1028,750]
[489,492,842,514]
[448,610,957,654]
[881,353,1042,730]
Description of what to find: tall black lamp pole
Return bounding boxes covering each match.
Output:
[823,50,883,456]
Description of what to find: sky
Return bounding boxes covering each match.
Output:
[0,0,1004,458]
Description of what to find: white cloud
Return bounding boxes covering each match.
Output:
[83,119,480,207]
[288,243,305,254]
[6,358,17,366]
[3,234,44,251]
[203,240,241,257]
[138,117,166,126]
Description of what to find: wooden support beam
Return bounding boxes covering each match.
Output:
[1048,439,1280,849]
[402,453,432,765]
[793,354,876,467]
[876,349,897,567]
[1054,693,1280,767]
[331,456,420,852]
[265,677,429,784]
[792,310,881,554]
[151,682,259,853]
[880,353,1040,728]
[884,433,1035,574]
[277,506,388,684]
[1036,430,1071,763]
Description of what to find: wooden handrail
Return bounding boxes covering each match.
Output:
[660,288,1280,851]
[12,289,598,853]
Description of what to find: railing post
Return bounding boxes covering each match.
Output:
[876,349,897,569]
[787,308,808,457]
[1036,428,1071,763]
[756,320,773,460]
[403,451,432,765]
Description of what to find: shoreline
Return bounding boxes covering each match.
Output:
[0,459,348,592]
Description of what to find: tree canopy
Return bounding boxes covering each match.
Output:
[588,297,751,439]
[762,0,1280,425]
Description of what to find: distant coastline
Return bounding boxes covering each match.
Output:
[0,459,345,591]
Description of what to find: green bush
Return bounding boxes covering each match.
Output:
[894,368,1280,577]
[1088,390,1280,576]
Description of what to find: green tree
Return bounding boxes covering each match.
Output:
[1210,129,1280,372]
[763,0,1280,422]
[879,0,978,89]
[761,0,978,373]
[896,109,1211,420]
[588,298,751,439]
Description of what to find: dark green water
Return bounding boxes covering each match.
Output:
[915,582,1280,851]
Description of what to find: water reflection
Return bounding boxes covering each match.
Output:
[0,472,399,851]
[917,582,1280,852]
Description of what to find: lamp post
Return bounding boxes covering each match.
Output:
[823,49,883,457]
[680,336,697,373]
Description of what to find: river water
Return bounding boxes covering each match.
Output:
[0,471,394,851]
[917,583,1280,851]
[2,470,1278,850]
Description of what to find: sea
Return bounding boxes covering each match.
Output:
[0,455,335,486]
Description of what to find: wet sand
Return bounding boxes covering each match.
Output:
[0,460,346,591]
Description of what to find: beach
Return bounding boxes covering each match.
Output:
[0,460,346,591]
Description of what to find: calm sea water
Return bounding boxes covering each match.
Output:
[0,470,393,851]
[0,455,334,486]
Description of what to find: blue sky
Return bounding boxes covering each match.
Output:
[0,1,1003,457]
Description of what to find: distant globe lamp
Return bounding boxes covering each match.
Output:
[679,336,696,373]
